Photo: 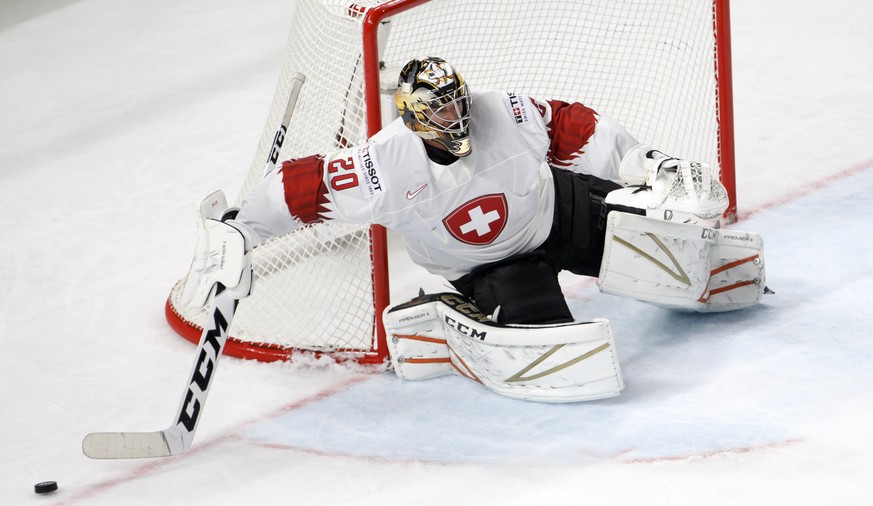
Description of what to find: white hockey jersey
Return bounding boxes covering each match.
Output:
[236,90,638,280]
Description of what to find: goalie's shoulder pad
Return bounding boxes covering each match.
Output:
[383,293,624,403]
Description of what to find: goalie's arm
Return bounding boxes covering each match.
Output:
[531,95,639,181]
[182,148,380,307]
[233,155,328,241]
[234,147,380,241]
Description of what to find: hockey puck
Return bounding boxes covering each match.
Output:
[34,481,58,494]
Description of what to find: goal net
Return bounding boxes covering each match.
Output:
[165,0,736,364]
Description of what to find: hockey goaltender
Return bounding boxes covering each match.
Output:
[179,57,768,403]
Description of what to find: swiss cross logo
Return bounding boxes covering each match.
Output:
[442,194,508,245]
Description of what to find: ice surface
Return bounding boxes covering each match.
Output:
[1,1,872,504]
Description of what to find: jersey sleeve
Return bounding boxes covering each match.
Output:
[234,146,383,246]
[532,97,639,181]
[280,155,331,224]
[233,155,327,244]
[278,152,379,225]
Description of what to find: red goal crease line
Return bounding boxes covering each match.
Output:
[57,375,375,506]
[737,157,873,222]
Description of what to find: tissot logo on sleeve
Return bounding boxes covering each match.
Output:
[442,194,508,245]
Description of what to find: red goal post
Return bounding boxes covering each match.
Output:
[165,0,737,364]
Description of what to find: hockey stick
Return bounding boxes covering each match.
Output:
[83,284,237,458]
[83,73,307,459]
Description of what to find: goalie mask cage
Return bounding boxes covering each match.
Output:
[165,0,736,364]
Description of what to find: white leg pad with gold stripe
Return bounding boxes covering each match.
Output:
[383,293,623,403]
[598,212,767,312]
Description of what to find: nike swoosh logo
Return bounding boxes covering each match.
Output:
[406,184,428,200]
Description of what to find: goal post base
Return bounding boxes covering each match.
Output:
[165,297,390,366]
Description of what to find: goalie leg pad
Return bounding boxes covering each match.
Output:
[383,293,624,402]
[697,228,767,312]
[383,294,454,381]
[598,212,766,312]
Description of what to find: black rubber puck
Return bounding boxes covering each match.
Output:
[34,481,58,494]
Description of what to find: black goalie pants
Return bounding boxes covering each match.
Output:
[450,168,641,325]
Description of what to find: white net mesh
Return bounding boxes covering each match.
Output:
[380,0,722,163]
[167,0,729,361]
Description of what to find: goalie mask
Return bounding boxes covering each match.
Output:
[394,57,472,157]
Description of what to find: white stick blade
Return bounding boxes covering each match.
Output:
[83,431,172,459]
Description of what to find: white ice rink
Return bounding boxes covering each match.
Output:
[2,1,872,504]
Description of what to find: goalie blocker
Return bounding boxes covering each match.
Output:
[382,293,624,403]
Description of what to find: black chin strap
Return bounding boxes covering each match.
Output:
[424,141,460,165]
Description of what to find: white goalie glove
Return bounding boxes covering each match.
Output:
[608,144,729,224]
[179,191,258,308]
